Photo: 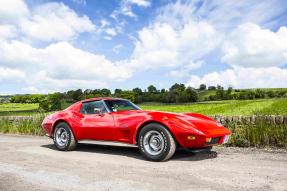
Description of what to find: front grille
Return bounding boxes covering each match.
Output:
[206,137,221,145]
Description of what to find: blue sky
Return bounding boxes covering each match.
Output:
[0,0,287,94]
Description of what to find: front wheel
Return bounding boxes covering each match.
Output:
[53,122,77,151]
[138,123,176,162]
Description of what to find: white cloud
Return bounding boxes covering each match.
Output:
[128,21,220,70]
[186,67,287,89]
[168,60,203,78]
[0,39,132,92]
[127,0,151,7]
[0,67,25,81]
[0,24,17,39]
[112,44,123,54]
[159,0,287,31]
[222,23,287,67]
[0,0,29,24]
[111,0,150,19]
[20,2,95,42]
[105,28,117,36]
[1,0,287,94]
[100,19,110,28]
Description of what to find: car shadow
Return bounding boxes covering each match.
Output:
[172,149,218,161]
[41,143,217,161]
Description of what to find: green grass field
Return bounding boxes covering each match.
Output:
[139,99,287,116]
[0,103,39,116]
[1,98,287,116]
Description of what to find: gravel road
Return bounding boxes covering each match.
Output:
[0,134,286,191]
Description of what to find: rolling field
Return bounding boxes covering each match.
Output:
[139,99,287,116]
[1,98,287,116]
[0,103,39,116]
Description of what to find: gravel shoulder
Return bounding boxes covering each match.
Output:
[0,134,286,191]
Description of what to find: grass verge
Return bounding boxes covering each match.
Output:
[0,115,45,136]
[226,120,287,148]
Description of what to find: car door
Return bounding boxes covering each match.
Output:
[80,100,115,141]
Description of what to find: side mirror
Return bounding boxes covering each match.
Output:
[94,108,103,116]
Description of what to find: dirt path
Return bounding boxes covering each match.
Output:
[0,134,286,191]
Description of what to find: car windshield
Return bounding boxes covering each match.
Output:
[104,99,140,112]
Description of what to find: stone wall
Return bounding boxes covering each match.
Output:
[210,115,287,125]
[1,115,287,125]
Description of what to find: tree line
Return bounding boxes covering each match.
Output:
[9,83,287,112]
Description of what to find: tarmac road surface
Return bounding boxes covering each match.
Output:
[0,134,286,191]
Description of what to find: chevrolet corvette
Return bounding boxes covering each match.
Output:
[42,97,231,161]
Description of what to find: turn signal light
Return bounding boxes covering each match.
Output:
[187,136,196,140]
[206,138,212,142]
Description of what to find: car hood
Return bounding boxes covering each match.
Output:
[116,110,227,135]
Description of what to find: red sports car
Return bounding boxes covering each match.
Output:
[42,97,231,161]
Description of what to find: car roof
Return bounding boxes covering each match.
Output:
[80,97,126,103]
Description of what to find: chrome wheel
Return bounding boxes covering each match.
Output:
[55,127,68,147]
[143,130,164,155]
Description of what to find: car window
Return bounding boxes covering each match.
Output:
[104,99,140,112]
[80,101,107,115]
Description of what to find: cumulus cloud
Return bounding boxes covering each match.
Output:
[222,23,287,67]
[186,67,287,89]
[0,0,29,24]
[20,2,95,42]
[128,21,220,70]
[0,40,132,82]
[0,67,25,81]
[168,60,203,78]
[0,24,17,39]
[0,1,126,93]
[0,0,286,93]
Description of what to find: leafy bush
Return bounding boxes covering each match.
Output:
[39,93,62,112]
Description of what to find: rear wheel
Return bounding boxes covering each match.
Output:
[53,122,77,151]
[138,123,176,162]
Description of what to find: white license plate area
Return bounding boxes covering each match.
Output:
[223,135,229,144]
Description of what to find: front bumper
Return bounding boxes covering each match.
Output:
[176,131,231,149]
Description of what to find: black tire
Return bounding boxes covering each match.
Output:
[205,146,213,152]
[53,122,77,151]
[138,123,176,162]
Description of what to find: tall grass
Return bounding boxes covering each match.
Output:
[0,115,45,135]
[226,119,287,148]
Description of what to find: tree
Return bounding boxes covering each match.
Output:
[267,90,275,98]
[216,86,224,100]
[199,84,207,90]
[225,87,233,100]
[39,93,62,112]
[208,86,216,90]
[132,87,143,95]
[101,88,111,97]
[170,83,186,92]
[118,91,136,102]
[114,89,122,95]
[147,85,157,93]
[185,87,199,102]
[72,89,83,101]
[255,89,265,98]
[169,83,186,103]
